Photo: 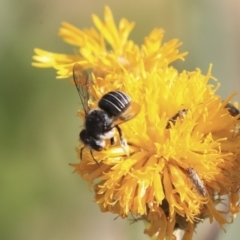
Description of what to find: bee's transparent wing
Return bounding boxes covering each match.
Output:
[115,101,141,125]
[72,63,92,115]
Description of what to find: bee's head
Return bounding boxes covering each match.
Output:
[79,129,105,151]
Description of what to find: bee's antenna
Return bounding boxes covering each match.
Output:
[80,146,84,160]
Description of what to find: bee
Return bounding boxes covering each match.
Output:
[73,63,140,163]
[166,103,240,130]
[166,109,188,129]
[225,103,240,118]
[225,103,240,137]
[187,167,207,197]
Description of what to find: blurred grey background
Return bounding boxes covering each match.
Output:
[1,0,240,240]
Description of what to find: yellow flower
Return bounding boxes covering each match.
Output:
[32,6,186,79]
[32,6,240,240]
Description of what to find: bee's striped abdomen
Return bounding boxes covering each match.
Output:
[98,91,131,117]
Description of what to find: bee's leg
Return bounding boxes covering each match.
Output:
[115,125,124,144]
[130,213,138,224]
[80,146,100,165]
[90,149,100,166]
[115,125,129,156]
[110,137,115,145]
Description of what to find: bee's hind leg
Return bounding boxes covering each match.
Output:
[115,125,129,156]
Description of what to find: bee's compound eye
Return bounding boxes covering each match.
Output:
[79,129,88,141]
